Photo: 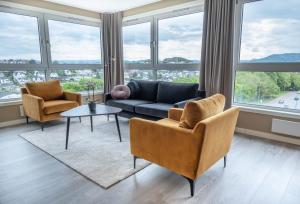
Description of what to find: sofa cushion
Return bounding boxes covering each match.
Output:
[134,80,158,101]
[135,103,173,118]
[26,80,63,101]
[179,94,225,129]
[127,80,141,99]
[106,99,152,112]
[157,82,199,104]
[43,100,79,114]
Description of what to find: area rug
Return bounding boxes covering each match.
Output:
[19,116,150,189]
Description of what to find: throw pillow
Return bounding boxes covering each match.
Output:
[111,85,131,99]
[179,94,226,129]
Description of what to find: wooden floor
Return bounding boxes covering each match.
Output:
[0,121,300,204]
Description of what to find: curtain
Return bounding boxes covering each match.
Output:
[101,12,124,93]
[200,0,236,108]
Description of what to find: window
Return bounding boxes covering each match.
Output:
[48,19,101,64]
[158,13,203,64]
[123,7,203,83]
[123,22,151,64]
[0,11,42,64]
[0,7,103,102]
[0,70,45,101]
[49,69,103,93]
[234,0,300,112]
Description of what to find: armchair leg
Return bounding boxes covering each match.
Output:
[224,155,227,168]
[79,116,81,123]
[183,176,195,197]
[26,116,29,124]
[133,156,138,169]
[41,123,44,131]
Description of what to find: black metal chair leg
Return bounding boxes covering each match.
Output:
[90,116,93,132]
[183,176,195,197]
[26,116,29,124]
[79,116,81,123]
[224,155,227,168]
[41,123,44,131]
[133,156,138,169]
[115,114,122,142]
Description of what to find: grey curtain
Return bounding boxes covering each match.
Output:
[101,12,124,93]
[200,0,236,108]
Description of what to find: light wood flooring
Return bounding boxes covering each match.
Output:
[0,120,300,204]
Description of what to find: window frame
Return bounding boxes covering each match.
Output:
[123,6,204,80]
[233,0,300,113]
[0,6,103,102]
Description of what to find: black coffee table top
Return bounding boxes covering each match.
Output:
[61,104,122,118]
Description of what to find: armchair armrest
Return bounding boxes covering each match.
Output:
[22,94,44,121]
[130,117,204,179]
[173,97,203,108]
[104,93,112,103]
[168,108,184,121]
[63,91,82,105]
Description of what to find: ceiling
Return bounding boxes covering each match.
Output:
[43,0,161,13]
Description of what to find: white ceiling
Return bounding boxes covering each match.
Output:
[43,0,161,13]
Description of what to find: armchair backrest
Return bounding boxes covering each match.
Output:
[25,80,63,101]
[194,107,240,177]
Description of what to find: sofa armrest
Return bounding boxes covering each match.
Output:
[130,117,203,179]
[63,91,82,105]
[22,94,44,121]
[173,97,203,108]
[104,93,112,103]
[168,108,184,121]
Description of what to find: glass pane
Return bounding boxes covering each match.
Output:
[157,70,199,83]
[49,69,104,93]
[0,71,45,100]
[234,71,300,110]
[240,0,300,62]
[124,69,155,83]
[123,22,151,64]
[158,13,203,64]
[0,12,41,64]
[48,20,101,64]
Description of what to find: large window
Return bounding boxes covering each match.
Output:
[123,8,203,84]
[0,12,42,64]
[48,20,101,65]
[158,13,203,64]
[0,8,103,102]
[234,0,300,112]
[123,22,151,64]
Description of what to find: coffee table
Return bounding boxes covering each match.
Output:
[61,104,122,150]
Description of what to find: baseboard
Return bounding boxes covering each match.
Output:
[0,118,26,128]
[235,127,300,146]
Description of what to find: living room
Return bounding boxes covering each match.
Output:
[0,0,300,203]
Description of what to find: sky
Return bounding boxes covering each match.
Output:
[0,0,300,63]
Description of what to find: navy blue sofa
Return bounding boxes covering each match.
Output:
[105,80,205,119]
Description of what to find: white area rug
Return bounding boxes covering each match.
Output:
[19,116,150,189]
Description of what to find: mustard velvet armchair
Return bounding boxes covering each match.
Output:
[21,80,82,130]
[130,107,240,196]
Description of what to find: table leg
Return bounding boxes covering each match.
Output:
[90,115,93,132]
[115,114,122,142]
[65,117,70,150]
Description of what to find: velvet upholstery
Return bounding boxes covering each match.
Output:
[135,103,173,118]
[130,105,240,181]
[133,80,159,101]
[179,94,225,129]
[111,85,131,99]
[25,80,63,101]
[156,82,199,104]
[127,80,141,99]
[21,82,82,123]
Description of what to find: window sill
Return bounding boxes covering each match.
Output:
[234,104,300,120]
[0,100,22,107]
